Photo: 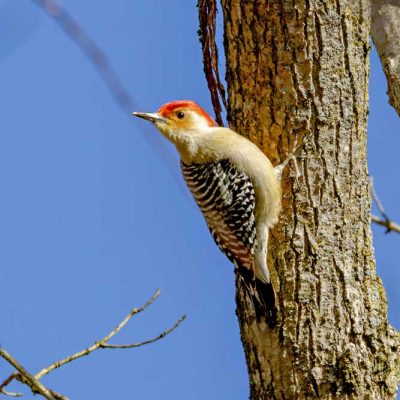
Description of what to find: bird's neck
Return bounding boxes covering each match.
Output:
[175,128,219,164]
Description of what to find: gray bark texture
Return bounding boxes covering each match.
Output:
[218,1,400,398]
[371,0,400,116]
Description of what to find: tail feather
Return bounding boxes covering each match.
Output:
[238,269,277,327]
[254,279,277,327]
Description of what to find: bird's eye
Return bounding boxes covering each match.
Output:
[176,111,185,119]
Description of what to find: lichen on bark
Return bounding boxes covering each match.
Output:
[215,0,400,398]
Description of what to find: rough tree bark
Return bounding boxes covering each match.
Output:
[215,1,400,398]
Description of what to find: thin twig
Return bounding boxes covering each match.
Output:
[0,373,22,397]
[0,389,22,397]
[0,373,18,393]
[0,349,56,400]
[371,178,390,222]
[101,314,186,349]
[34,289,161,380]
[370,178,400,234]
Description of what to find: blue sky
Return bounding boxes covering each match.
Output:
[0,1,399,399]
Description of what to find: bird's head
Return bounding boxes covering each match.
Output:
[132,100,217,145]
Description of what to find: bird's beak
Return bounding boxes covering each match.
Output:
[132,112,167,124]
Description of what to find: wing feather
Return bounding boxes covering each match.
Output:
[181,160,257,270]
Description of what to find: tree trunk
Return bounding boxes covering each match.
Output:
[219,1,400,398]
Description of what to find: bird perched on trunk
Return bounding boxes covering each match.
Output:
[133,100,281,326]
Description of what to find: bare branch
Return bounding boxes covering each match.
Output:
[0,349,57,400]
[35,289,162,380]
[370,178,400,234]
[371,214,400,234]
[0,290,185,398]
[198,0,227,126]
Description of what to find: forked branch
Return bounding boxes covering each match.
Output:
[0,290,186,399]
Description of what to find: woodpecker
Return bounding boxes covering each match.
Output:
[133,100,281,326]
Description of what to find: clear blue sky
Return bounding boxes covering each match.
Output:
[0,1,399,399]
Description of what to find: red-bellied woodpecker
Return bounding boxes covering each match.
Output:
[133,100,281,326]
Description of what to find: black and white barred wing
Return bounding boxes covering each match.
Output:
[181,160,257,270]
